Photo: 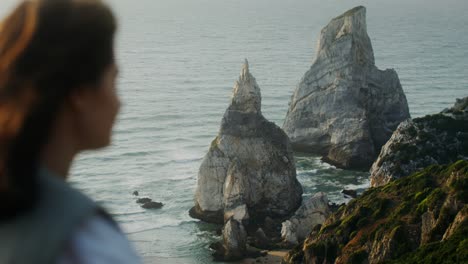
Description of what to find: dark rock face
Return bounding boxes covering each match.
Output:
[283,6,410,170]
[283,161,468,264]
[188,205,223,224]
[370,96,468,187]
[341,189,358,198]
[253,228,271,249]
[191,60,302,224]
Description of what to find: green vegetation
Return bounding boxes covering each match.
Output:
[286,161,468,264]
[388,224,468,264]
[349,248,367,264]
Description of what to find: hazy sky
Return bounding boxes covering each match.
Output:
[1,0,468,20]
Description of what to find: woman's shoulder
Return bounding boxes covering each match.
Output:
[57,213,142,264]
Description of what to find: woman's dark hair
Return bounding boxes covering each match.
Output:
[0,0,117,220]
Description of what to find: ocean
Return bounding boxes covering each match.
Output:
[1,0,467,263]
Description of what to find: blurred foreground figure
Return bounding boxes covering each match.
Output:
[0,0,141,263]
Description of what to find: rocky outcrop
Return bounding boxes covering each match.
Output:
[222,218,247,260]
[191,60,303,261]
[190,60,302,225]
[136,198,151,204]
[283,6,410,170]
[341,189,358,198]
[281,192,331,245]
[283,161,468,264]
[141,201,163,209]
[136,197,164,209]
[370,96,468,187]
[442,205,468,240]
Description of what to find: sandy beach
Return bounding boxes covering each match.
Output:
[240,250,288,264]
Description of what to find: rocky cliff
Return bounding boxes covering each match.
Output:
[370,96,468,187]
[190,59,303,225]
[284,161,468,264]
[283,6,410,170]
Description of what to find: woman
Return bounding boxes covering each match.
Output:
[0,0,141,263]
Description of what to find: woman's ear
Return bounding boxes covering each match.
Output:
[67,85,95,113]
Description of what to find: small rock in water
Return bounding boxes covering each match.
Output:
[341,189,357,198]
[141,201,164,209]
[136,198,152,204]
[133,190,139,196]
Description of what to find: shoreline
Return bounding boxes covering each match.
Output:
[142,250,288,264]
[240,250,288,264]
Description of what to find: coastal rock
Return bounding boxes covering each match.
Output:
[341,189,358,198]
[283,161,468,264]
[253,228,271,249]
[281,192,331,245]
[222,218,247,261]
[136,198,152,204]
[136,197,164,209]
[262,216,280,236]
[443,205,468,240]
[224,204,249,224]
[370,96,468,187]
[283,6,410,170]
[141,201,163,209]
[191,60,303,224]
[420,211,437,245]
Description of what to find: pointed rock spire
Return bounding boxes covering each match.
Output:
[230,59,261,113]
[315,5,374,66]
[239,59,250,81]
[191,59,302,230]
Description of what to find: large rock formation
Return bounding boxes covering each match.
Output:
[283,6,410,170]
[190,60,303,225]
[370,96,468,187]
[281,192,331,245]
[284,161,468,264]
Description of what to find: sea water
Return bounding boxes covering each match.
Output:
[0,0,467,263]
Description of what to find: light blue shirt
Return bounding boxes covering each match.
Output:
[57,214,142,264]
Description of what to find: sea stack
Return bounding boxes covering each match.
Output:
[283,6,410,170]
[190,60,303,225]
